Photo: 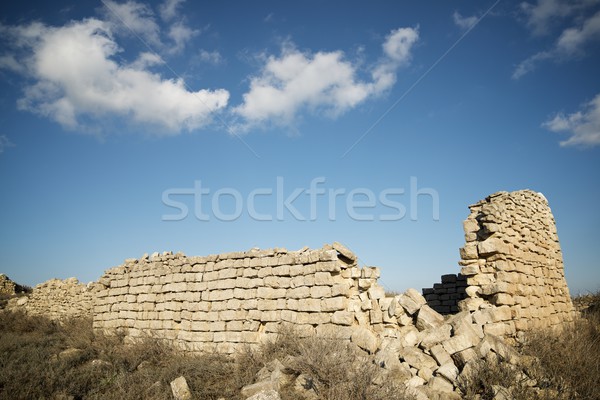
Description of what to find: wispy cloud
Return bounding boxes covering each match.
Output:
[514,1,600,79]
[543,93,600,147]
[102,0,162,46]
[233,27,419,130]
[0,135,15,154]
[197,50,224,65]
[159,0,185,22]
[0,18,229,133]
[453,11,478,31]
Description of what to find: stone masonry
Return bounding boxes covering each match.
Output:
[7,278,96,319]
[425,190,575,338]
[93,242,395,354]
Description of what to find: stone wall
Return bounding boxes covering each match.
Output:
[8,278,96,319]
[428,190,575,338]
[93,243,402,354]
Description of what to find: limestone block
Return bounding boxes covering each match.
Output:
[257,287,286,299]
[459,244,478,260]
[415,305,444,331]
[492,293,515,306]
[367,285,386,300]
[442,334,477,355]
[418,324,451,350]
[351,327,379,353]
[398,295,421,316]
[170,376,192,400]
[477,237,508,257]
[427,376,454,393]
[430,344,453,367]
[321,297,347,312]
[309,285,331,298]
[298,299,321,312]
[488,305,512,322]
[370,307,383,324]
[451,347,478,368]
[400,347,437,371]
[463,219,479,234]
[331,311,354,326]
[332,242,357,262]
[314,272,333,286]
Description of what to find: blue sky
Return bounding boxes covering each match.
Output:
[0,0,599,294]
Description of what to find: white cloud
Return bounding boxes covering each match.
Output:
[0,135,15,154]
[2,18,229,133]
[102,0,162,46]
[453,11,478,31]
[511,51,552,79]
[234,27,419,129]
[543,93,600,147]
[513,9,600,78]
[555,10,600,54]
[159,0,185,21]
[198,50,223,65]
[167,21,200,54]
[0,54,22,73]
[520,0,576,36]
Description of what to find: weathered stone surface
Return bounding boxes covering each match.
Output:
[415,305,444,331]
[351,328,378,353]
[245,389,281,400]
[400,347,437,370]
[170,376,192,400]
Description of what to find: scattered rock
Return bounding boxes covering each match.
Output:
[170,376,192,400]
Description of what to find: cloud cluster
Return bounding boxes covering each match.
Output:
[234,27,419,129]
[543,93,600,147]
[0,16,228,132]
[513,0,600,79]
[453,11,479,31]
[0,0,418,135]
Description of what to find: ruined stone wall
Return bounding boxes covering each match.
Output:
[8,278,96,319]
[452,190,574,337]
[93,243,407,353]
[0,274,18,296]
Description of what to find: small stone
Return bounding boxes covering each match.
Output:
[170,376,192,400]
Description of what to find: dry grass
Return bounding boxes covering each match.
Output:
[459,293,600,400]
[237,327,412,400]
[2,296,600,400]
[0,310,242,400]
[0,312,410,400]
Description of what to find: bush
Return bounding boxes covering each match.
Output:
[236,327,412,400]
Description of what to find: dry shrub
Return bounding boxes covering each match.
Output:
[237,327,412,400]
[456,357,537,400]
[523,310,600,400]
[0,310,242,400]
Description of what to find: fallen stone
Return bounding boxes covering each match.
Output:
[241,381,276,399]
[331,242,357,262]
[400,347,437,371]
[351,327,378,353]
[245,390,281,400]
[170,376,192,400]
[415,305,445,331]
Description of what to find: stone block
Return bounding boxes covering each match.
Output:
[400,347,437,370]
[415,305,444,331]
[351,328,378,353]
[321,297,347,312]
[430,344,453,366]
[170,376,192,400]
[298,299,321,312]
[332,311,354,325]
